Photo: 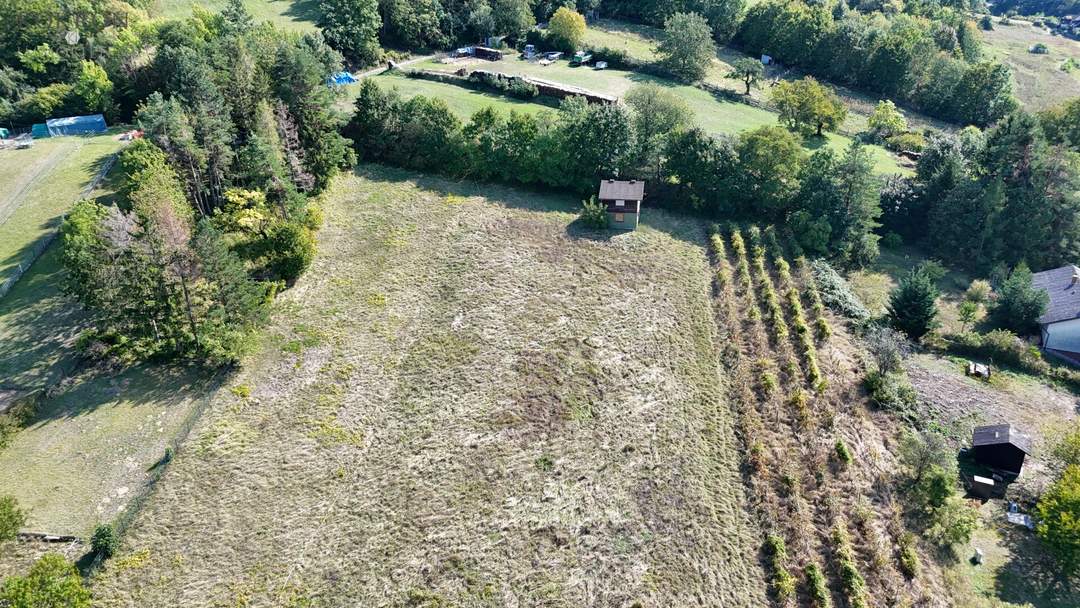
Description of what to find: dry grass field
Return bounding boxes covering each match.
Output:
[90,165,766,607]
[980,19,1080,110]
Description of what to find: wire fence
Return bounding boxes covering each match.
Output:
[0,152,118,300]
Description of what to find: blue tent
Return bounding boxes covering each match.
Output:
[31,123,50,138]
[326,72,357,86]
[46,114,107,136]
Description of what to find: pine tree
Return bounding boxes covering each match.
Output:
[989,262,1049,335]
[888,267,940,340]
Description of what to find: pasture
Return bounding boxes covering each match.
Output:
[981,19,1080,110]
[152,0,318,31]
[90,165,766,607]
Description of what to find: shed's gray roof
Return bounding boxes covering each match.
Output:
[972,424,1032,455]
[1031,265,1080,324]
[598,179,645,201]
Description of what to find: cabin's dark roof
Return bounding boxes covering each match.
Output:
[972,424,1032,455]
[598,179,645,201]
[1032,265,1080,324]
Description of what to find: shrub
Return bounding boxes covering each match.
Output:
[926,495,979,546]
[943,330,1049,374]
[884,132,927,153]
[898,532,921,578]
[810,259,870,320]
[832,523,868,608]
[91,523,118,558]
[864,370,917,418]
[864,325,909,374]
[764,535,796,600]
[980,15,994,30]
[964,279,992,304]
[0,495,26,542]
[989,263,1048,335]
[805,563,832,608]
[265,221,316,283]
[1031,43,1050,54]
[880,232,903,249]
[835,439,853,466]
[0,553,91,607]
[888,267,940,340]
[579,196,607,228]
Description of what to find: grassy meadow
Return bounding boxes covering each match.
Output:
[89,165,767,607]
[0,132,124,291]
[981,19,1080,110]
[151,0,318,31]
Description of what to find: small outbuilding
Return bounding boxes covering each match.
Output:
[473,46,502,61]
[598,179,645,230]
[972,424,1032,477]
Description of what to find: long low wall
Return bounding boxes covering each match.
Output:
[406,68,617,105]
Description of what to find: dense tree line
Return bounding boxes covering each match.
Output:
[349,79,882,268]
[880,111,1080,274]
[8,1,356,366]
[734,1,1014,126]
[992,0,1080,17]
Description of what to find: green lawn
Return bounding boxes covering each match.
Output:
[340,71,557,118]
[406,57,907,173]
[583,18,661,61]
[0,132,124,291]
[151,0,318,31]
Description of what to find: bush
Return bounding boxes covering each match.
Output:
[926,495,979,546]
[805,563,832,608]
[1031,43,1050,54]
[764,534,795,600]
[0,495,26,542]
[864,370,918,419]
[91,523,118,558]
[1036,464,1080,576]
[265,222,316,283]
[880,232,903,249]
[0,553,91,607]
[964,279,992,303]
[943,330,1048,374]
[884,132,927,153]
[898,532,921,578]
[810,259,870,320]
[835,439,853,466]
[980,15,994,30]
[466,71,539,99]
[579,196,607,228]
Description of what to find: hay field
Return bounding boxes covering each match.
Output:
[981,19,1080,110]
[91,165,766,607]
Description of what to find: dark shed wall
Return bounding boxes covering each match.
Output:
[973,444,1026,474]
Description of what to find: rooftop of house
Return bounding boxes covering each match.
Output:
[598,179,645,202]
[1031,265,1080,324]
[973,424,1032,455]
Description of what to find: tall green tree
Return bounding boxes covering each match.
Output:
[726,57,764,95]
[318,0,382,66]
[547,6,586,52]
[624,83,693,176]
[888,266,940,339]
[658,12,716,82]
[735,125,804,217]
[1036,465,1080,578]
[771,77,847,137]
[989,263,1049,335]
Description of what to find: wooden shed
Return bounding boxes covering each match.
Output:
[598,179,645,230]
[972,424,1032,477]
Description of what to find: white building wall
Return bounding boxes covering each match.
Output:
[1043,318,1080,354]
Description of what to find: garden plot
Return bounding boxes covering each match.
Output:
[91,165,765,607]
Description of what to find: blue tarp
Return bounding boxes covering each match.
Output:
[31,123,50,138]
[46,114,107,136]
[326,72,356,86]
[0,127,8,139]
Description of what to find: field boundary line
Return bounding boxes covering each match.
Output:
[0,150,118,301]
[0,143,79,227]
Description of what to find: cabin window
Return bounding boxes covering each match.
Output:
[615,199,625,207]
[615,213,624,222]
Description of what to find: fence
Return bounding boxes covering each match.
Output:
[0,152,117,300]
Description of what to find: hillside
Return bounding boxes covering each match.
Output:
[90,166,767,606]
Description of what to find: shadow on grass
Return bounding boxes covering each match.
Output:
[350,163,706,247]
[282,0,320,23]
[993,520,1079,607]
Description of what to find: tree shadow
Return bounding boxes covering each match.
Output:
[993,517,1079,607]
[350,164,706,247]
[282,0,321,24]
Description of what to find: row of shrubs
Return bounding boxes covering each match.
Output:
[405,69,541,100]
[939,330,1080,393]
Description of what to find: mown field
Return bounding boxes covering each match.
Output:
[152,0,318,31]
[90,165,766,607]
[378,58,908,174]
[0,132,123,291]
[981,19,1080,110]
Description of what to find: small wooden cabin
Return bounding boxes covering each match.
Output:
[972,424,1032,477]
[598,179,645,231]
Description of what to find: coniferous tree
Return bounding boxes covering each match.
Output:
[888,267,940,340]
[989,263,1049,335]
